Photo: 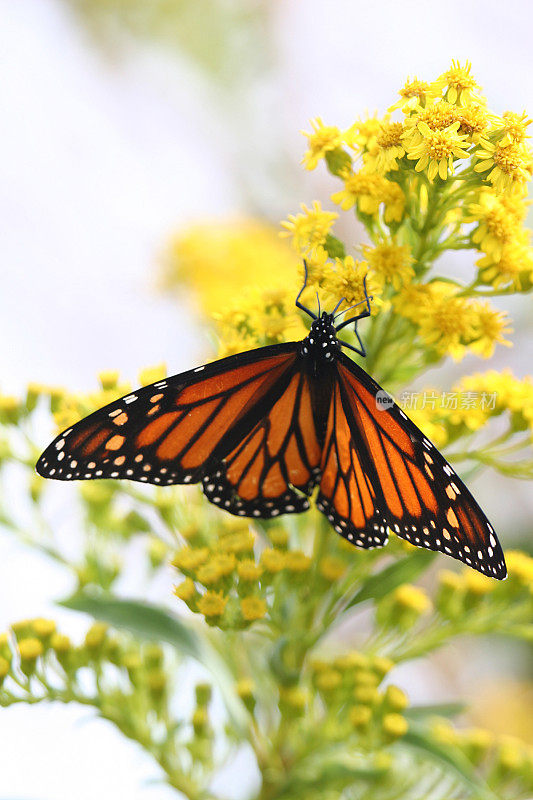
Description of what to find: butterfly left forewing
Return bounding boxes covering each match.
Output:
[36,345,298,486]
[337,354,506,579]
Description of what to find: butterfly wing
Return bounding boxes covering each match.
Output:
[320,353,506,579]
[36,343,324,520]
[37,344,299,487]
[202,366,323,518]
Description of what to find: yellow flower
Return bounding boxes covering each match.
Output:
[401,101,459,147]
[393,584,432,615]
[393,283,437,321]
[174,578,196,602]
[505,551,533,585]
[302,117,343,170]
[217,530,255,555]
[280,201,338,255]
[350,705,372,728]
[434,60,484,107]
[172,546,210,574]
[344,112,383,152]
[406,121,470,180]
[284,550,312,573]
[138,364,167,387]
[237,559,263,582]
[363,242,414,289]
[416,284,478,360]
[197,591,228,618]
[475,139,532,194]
[331,170,386,214]
[321,256,380,313]
[319,556,347,582]
[389,77,436,112]
[384,685,409,711]
[456,104,490,144]
[467,193,520,259]
[260,548,286,574]
[469,302,513,358]
[464,570,495,597]
[364,122,405,173]
[196,562,223,586]
[499,111,532,146]
[164,219,300,317]
[240,596,267,621]
[316,669,343,692]
[476,234,533,290]
[383,713,409,739]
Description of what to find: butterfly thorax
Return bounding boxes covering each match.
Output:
[299,312,340,364]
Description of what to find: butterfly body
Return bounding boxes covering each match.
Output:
[36,279,506,579]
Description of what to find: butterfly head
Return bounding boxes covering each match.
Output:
[300,312,340,362]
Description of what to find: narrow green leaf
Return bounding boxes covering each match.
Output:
[60,593,248,730]
[405,702,466,720]
[345,550,436,609]
[402,727,498,800]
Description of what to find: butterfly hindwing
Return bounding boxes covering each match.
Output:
[335,354,506,579]
[202,369,323,518]
[36,344,299,487]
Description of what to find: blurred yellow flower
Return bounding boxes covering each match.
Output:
[363,242,414,289]
[280,201,338,255]
[302,118,343,170]
[240,596,267,621]
[470,302,513,358]
[197,591,227,618]
[467,193,519,259]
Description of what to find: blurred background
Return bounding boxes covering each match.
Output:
[1,1,532,797]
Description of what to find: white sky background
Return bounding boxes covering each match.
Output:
[1,0,533,797]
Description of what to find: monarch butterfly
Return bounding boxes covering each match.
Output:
[36,266,506,579]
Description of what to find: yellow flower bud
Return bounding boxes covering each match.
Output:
[146,669,167,702]
[172,546,210,574]
[138,364,167,387]
[353,686,380,706]
[461,727,493,764]
[84,622,109,654]
[98,370,120,390]
[279,686,308,712]
[147,536,168,569]
[192,707,209,736]
[350,705,372,729]
[382,713,408,740]
[464,570,495,599]
[371,656,395,679]
[284,550,312,573]
[268,526,290,549]
[316,669,343,692]
[393,584,432,615]
[18,637,43,676]
[384,685,409,711]
[260,548,286,574]
[436,569,465,618]
[236,678,255,712]
[319,556,347,582]
[122,652,143,685]
[30,618,56,648]
[0,633,11,663]
[497,735,525,773]
[174,578,197,603]
[334,651,368,671]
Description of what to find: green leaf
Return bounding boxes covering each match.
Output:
[345,550,436,609]
[60,592,248,730]
[402,727,498,800]
[405,702,466,720]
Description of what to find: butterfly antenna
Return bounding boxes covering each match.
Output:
[295,260,317,320]
[316,291,321,317]
[331,296,346,316]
